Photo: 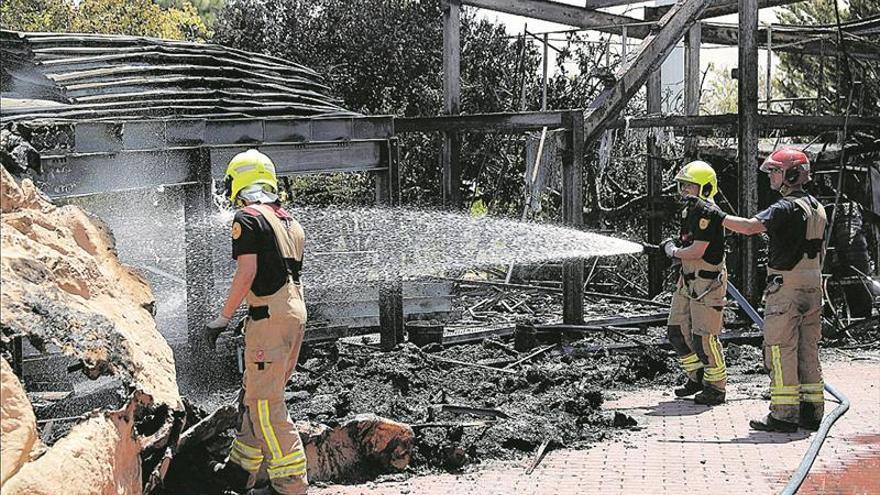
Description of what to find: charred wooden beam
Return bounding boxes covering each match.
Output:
[684,22,702,159]
[441,0,463,209]
[575,0,795,12]
[645,6,664,299]
[461,0,797,39]
[700,19,880,60]
[562,111,584,324]
[395,110,567,133]
[738,0,760,303]
[583,0,710,145]
[606,114,880,135]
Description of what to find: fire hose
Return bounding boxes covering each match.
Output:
[726,283,850,495]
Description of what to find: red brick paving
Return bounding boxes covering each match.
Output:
[313,357,880,495]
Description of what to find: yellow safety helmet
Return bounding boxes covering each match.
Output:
[223,149,278,203]
[674,160,718,200]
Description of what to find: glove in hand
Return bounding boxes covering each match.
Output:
[660,238,678,258]
[204,316,230,350]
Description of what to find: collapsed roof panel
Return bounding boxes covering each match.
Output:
[1,30,359,122]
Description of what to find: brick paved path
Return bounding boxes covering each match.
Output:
[314,358,880,495]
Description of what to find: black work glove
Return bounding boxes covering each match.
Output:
[204,316,230,350]
[695,198,727,222]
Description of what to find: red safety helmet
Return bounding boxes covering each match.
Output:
[760,147,811,188]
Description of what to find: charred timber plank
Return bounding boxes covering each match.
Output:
[562,110,584,325]
[698,20,880,59]
[535,312,669,330]
[684,21,701,160]
[442,0,462,209]
[606,114,880,133]
[451,278,667,307]
[442,326,517,345]
[461,0,643,37]
[460,0,878,60]
[578,0,795,10]
[645,7,663,299]
[426,354,519,374]
[437,404,510,419]
[461,0,792,39]
[565,329,763,355]
[395,111,567,133]
[738,0,760,304]
[176,404,238,453]
[582,0,710,145]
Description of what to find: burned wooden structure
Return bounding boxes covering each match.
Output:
[0,30,426,352]
[430,0,879,312]
[2,0,877,356]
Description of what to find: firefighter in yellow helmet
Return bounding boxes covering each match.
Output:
[660,160,729,406]
[719,148,826,433]
[205,149,309,494]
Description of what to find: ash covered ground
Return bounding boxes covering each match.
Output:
[279,326,769,475]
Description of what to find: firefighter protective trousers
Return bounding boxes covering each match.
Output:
[229,204,309,494]
[763,196,827,424]
[667,258,728,392]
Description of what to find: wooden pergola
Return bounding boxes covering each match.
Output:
[400,0,879,322]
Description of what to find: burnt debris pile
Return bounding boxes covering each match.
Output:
[285,337,675,473]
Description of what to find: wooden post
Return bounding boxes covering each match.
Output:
[684,21,701,159]
[737,0,760,302]
[184,147,215,350]
[645,9,664,298]
[377,138,404,350]
[442,0,462,209]
[542,32,549,111]
[378,282,404,351]
[562,111,584,324]
[765,23,772,111]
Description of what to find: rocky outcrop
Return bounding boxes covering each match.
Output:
[0,166,180,410]
[1,398,143,495]
[0,166,184,493]
[0,358,40,486]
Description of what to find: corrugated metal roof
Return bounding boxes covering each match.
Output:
[1,30,359,122]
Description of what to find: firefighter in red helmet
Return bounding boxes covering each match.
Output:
[712,147,827,432]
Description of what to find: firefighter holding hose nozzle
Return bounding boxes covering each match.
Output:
[204,149,309,494]
[660,161,729,406]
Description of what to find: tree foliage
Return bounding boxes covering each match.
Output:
[1,0,208,41]
[776,0,879,116]
[213,0,645,217]
[156,0,225,27]
[214,0,542,210]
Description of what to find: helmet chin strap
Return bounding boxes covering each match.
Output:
[778,182,803,196]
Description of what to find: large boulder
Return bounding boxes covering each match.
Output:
[0,358,39,486]
[0,166,180,410]
[0,167,184,493]
[1,399,143,495]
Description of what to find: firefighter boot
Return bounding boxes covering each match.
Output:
[799,402,822,431]
[749,414,798,433]
[693,386,726,406]
[675,369,704,397]
[210,460,251,493]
